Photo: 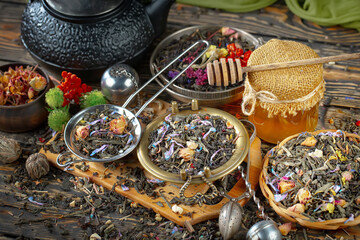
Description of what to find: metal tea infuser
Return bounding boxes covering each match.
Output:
[218,120,282,240]
[58,40,210,165]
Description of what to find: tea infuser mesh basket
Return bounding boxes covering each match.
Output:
[259,130,360,230]
[242,39,325,117]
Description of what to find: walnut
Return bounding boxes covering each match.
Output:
[25,153,50,179]
[0,136,22,164]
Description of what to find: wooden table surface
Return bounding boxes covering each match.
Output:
[0,0,359,239]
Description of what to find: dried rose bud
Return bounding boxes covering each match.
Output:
[278,180,295,194]
[179,148,195,162]
[335,199,347,207]
[76,125,89,139]
[356,197,360,205]
[25,153,49,179]
[342,171,353,181]
[301,136,317,147]
[109,115,127,134]
[287,203,305,214]
[0,136,22,164]
[297,188,311,204]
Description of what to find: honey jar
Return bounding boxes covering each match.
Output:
[241,39,325,144]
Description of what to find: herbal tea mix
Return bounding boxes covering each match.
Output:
[154,27,255,92]
[148,113,237,175]
[73,107,135,159]
[265,131,360,222]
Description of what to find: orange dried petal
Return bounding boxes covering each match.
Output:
[279,222,292,236]
[279,180,295,194]
[301,136,317,147]
[287,203,305,214]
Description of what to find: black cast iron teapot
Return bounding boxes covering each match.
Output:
[21,0,174,82]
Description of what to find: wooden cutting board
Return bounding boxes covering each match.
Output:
[39,100,264,226]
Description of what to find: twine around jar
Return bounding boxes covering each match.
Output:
[241,80,325,116]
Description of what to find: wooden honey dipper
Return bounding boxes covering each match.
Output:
[206,52,360,86]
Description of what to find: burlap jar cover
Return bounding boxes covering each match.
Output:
[241,39,325,118]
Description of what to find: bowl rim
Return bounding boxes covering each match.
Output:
[137,107,250,184]
[0,62,50,109]
[259,129,360,229]
[64,104,142,162]
[149,25,261,97]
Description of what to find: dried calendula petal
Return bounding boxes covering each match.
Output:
[278,222,292,236]
[300,136,317,147]
[297,188,311,204]
[278,180,295,194]
[179,148,195,161]
[287,203,305,214]
[109,115,128,134]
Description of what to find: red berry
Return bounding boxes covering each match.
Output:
[243,50,252,60]
[356,120,360,127]
[61,71,67,78]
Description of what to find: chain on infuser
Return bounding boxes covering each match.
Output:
[179,173,219,206]
[237,164,266,219]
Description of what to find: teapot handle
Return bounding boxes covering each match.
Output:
[145,0,175,37]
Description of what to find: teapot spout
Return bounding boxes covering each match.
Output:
[145,0,175,38]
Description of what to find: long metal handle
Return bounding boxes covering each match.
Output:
[121,40,210,116]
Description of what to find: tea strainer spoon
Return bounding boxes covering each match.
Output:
[60,40,210,164]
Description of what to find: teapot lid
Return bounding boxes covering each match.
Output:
[45,0,123,17]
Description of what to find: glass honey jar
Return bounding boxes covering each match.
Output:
[241,39,325,144]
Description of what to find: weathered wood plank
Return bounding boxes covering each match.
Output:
[168,3,360,46]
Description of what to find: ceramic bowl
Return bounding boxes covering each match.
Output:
[0,63,51,132]
[150,25,262,107]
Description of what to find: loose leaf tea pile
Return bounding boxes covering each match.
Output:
[266,131,360,222]
[73,107,135,159]
[154,27,255,92]
[148,113,237,175]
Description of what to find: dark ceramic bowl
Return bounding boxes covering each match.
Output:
[0,63,51,132]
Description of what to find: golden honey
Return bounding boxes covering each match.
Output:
[248,104,319,144]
